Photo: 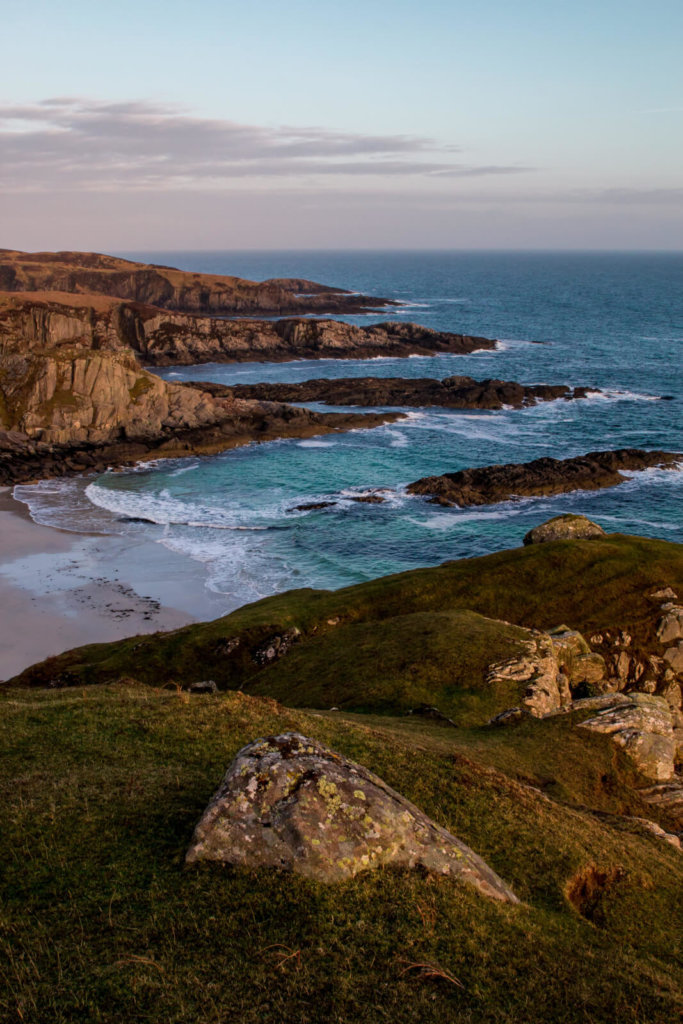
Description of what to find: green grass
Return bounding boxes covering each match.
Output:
[10,534,683,719]
[0,684,681,1024]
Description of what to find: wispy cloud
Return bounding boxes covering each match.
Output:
[0,98,533,192]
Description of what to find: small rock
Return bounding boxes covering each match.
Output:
[523,514,605,546]
[185,733,519,901]
[488,707,532,726]
[187,680,218,694]
[650,587,678,601]
[407,704,457,727]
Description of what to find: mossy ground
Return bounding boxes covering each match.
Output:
[1,683,681,1024]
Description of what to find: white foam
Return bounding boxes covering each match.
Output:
[584,388,662,403]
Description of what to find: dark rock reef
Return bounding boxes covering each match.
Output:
[407,449,682,507]
[230,374,597,409]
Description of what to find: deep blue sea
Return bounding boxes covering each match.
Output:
[15,252,683,610]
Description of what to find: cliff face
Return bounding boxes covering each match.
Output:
[0,293,496,367]
[0,250,394,316]
[0,294,402,483]
[125,309,496,365]
[0,295,229,444]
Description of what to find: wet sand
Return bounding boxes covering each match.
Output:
[0,488,231,681]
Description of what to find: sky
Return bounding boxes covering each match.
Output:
[1,0,682,250]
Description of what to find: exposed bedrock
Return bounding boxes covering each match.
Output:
[0,405,401,487]
[128,315,497,366]
[0,295,497,366]
[229,374,597,409]
[0,249,395,316]
[407,449,683,508]
[186,732,519,900]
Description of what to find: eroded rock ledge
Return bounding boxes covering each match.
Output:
[228,374,596,409]
[186,732,519,900]
[407,449,682,507]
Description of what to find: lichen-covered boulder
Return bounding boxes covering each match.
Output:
[575,693,675,782]
[523,514,605,546]
[186,733,519,902]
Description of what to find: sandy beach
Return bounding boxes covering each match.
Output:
[0,487,231,681]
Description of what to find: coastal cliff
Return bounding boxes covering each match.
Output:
[0,249,396,316]
[0,293,497,366]
[0,293,402,483]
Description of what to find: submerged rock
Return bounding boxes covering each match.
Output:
[186,733,519,901]
[523,515,606,546]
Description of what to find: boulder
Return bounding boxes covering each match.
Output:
[523,515,606,546]
[657,606,683,644]
[571,653,608,685]
[575,694,676,782]
[663,642,683,675]
[185,733,519,901]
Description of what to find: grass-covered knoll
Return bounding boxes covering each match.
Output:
[247,610,534,721]
[9,534,683,718]
[1,683,681,1024]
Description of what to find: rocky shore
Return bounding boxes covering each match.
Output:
[229,374,598,409]
[0,405,401,486]
[407,449,683,507]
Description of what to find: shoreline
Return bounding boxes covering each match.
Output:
[0,487,231,681]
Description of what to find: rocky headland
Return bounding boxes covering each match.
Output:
[407,449,682,507]
[0,292,439,484]
[0,292,496,366]
[229,374,598,409]
[0,249,396,316]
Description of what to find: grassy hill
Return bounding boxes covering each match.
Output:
[11,533,683,716]
[2,531,682,1023]
[1,683,681,1024]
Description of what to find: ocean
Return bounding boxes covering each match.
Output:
[14,251,683,612]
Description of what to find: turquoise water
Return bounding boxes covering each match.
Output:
[16,252,683,610]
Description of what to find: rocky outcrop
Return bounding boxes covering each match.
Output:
[0,294,497,367]
[186,732,519,901]
[0,249,395,316]
[657,604,683,644]
[229,374,590,409]
[575,693,676,782]
[0,404,401,486]
[129,315,496,366]
[523,514,606,545]
[407,450,682,508]
[0,293,404,483]
[486,625,606,718]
